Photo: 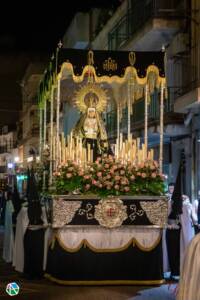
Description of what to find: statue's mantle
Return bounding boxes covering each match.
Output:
[52,195,168,229]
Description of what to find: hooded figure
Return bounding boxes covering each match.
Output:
[24,168,44,279]
[27,168,43,225]
[166,150,194,278]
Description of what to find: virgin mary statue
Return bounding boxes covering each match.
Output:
[72,84,109,160]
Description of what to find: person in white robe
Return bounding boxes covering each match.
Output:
[3,194,14,263]
[180,195,195,267]
[192,191,200,234]
[176,233,200,300]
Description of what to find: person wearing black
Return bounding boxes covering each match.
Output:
[166,197,182,279]
[166,164,183,279]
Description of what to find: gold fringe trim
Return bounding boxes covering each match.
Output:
[45,274,165,286]
[55,232,162,253]
[58,63,166,87]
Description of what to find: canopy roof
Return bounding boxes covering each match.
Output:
[38,48,166,105]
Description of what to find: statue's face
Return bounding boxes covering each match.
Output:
[88,109,95,118]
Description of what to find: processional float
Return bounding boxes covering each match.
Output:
[38,48,167,186]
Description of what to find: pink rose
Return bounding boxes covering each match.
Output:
[137,172,141,176]
[107,174,111,179]
[114,184,119,190]
[115,175,120,181]
[97,172,102,177]
[130,175,135,181]
[151,173,157,178]
[66,173,72,178]
[99,183,103,188]
[85,184,91,190]
[124,186,130,192]
[92,180,97,185]
[84,175,90,180]
[120,170,125,175]
[78,171,84,176]
[141,173,146,178]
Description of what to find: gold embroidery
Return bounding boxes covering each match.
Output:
[140,198,168,227]
[103,57,117,71]
[129,51,136,66]
[94,198,127,228]
[53,198,82,227]
[87,50,94,65]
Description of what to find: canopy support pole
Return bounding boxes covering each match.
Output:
[159,81,164,173]
[39,107,43,161]
[144,84,149,159]
[56,77,61,170]
[49,88,54,185]
[43,99,47,147]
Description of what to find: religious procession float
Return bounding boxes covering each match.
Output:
[36,48,168,285]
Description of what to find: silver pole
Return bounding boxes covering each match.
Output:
[56,78,61,170]
[43,99,47,147]
[159,82,164,173]
[144,84,149,158]
[49,88,54,185]
[39,107,43,160]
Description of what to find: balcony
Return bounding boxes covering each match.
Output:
[106,87,183,139]
[108,0,184,50]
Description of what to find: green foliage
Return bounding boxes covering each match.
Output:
[53,157,165,196]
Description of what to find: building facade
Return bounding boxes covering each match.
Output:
[89,0,200,199]
[19,63,45,168]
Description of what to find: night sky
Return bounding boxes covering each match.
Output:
[0,0,120,126]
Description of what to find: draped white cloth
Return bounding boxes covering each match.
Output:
[177,233,200,300]
[2,200,14,262]
[12,206,48,272]
[163,199,194,273]
[12,206,29,272]
[57,227,161,250]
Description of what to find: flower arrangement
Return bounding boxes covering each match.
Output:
[53,155,165,196]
